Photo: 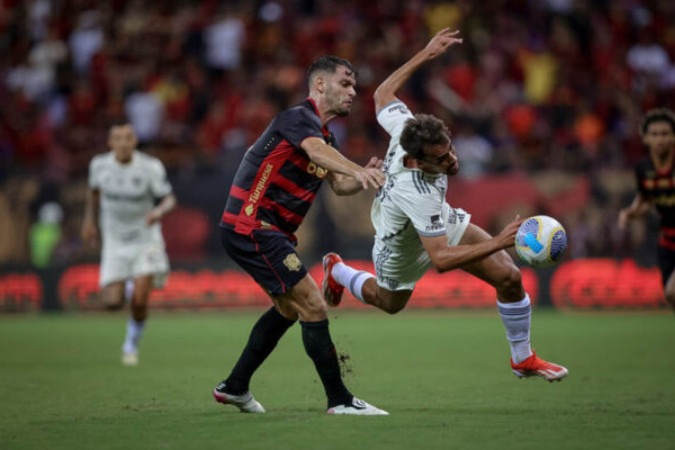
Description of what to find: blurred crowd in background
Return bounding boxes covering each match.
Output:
[1,0,674,269]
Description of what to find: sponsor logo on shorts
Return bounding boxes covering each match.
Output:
[283,253,302,272]
[448,210,457,224]
[385,277,399,290]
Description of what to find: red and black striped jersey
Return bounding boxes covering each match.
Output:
[220,98,336,239]
[636,156,675,250]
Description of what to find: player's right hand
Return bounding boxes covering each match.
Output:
[617,209,630,230]
[497,215,524,248]
[355,165,385,190]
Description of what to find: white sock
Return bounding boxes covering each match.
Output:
[124,279,135,303]
[497,295,532,364]
[331,262,375,304]
[123,318,145,354]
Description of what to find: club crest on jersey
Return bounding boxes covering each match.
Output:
[283,253,302,272]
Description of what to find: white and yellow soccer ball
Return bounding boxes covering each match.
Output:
[515,215,567,267]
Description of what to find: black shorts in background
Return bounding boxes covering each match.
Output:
[657,245,675,287]
[220,226,308,297]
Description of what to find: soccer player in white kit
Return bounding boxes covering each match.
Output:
[322,28,568,383]
[81,122,176,366]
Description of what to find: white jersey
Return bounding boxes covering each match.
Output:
[371,100,470,291]
[88,151,172,249]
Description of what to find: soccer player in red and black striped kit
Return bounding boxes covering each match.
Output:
[619,108,675,312]
[212,56,388,415]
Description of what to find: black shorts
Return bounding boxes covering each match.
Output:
[220,226,308,296]
[657,245,675,287]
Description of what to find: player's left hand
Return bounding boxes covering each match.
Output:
[146,209,162,225]
[424,28,463,59]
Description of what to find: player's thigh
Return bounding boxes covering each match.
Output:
[272,274,326,322]
[458,223,521,288]
[131,244,170,289]
[221,228,311,315]
[100,246,132,288]
[130,274,154,306]
[101,281,125,307]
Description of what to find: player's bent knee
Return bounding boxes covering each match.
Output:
[493,265,524,301]
[292,296,328,322]
[664,291,675,305]
[379,297,407,314]
[382,303,405,315]
[496,265,522,290]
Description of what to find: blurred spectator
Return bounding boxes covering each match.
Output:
[124,88,164,144]
[68,10,104,75]
[1,1,674,266]
[29,201,63,267]
[452,122,494,180]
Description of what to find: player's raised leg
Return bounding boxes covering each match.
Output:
[460,224,568,382]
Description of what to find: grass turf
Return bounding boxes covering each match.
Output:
[1,309,673,450]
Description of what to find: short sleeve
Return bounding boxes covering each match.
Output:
[277,106,324,148]
[148,159,172,198]
[88,155,104,189]
[376,100,415,138]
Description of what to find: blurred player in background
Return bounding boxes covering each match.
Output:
[212,56,388,415]
[618,108,675,311]
[322,28,569,383]
[81,122,176,366]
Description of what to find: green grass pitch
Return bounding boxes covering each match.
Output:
[1,309,674,450]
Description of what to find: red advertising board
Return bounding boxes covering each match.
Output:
[0,259,668,312]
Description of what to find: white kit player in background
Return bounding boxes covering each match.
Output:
[81,122,176,366]
[321,28,569,384]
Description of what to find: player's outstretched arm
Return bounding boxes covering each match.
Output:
[327,157,384,196]
[302,137,385,190]
[374,28,463,113]
[420,216,523,273]
[618,193,651,230]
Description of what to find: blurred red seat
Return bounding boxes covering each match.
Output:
[162,206,211,261]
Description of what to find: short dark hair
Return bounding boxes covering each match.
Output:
[400,114,451,159]
[108,120,132,129]
[307,55,357,81]
[640,108,675,135]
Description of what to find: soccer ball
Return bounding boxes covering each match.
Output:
[515,215,567,267]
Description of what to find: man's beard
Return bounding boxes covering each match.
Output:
[334,107,350,117]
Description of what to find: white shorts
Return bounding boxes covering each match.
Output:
[100,242,169,288]
[373,212,471,292]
